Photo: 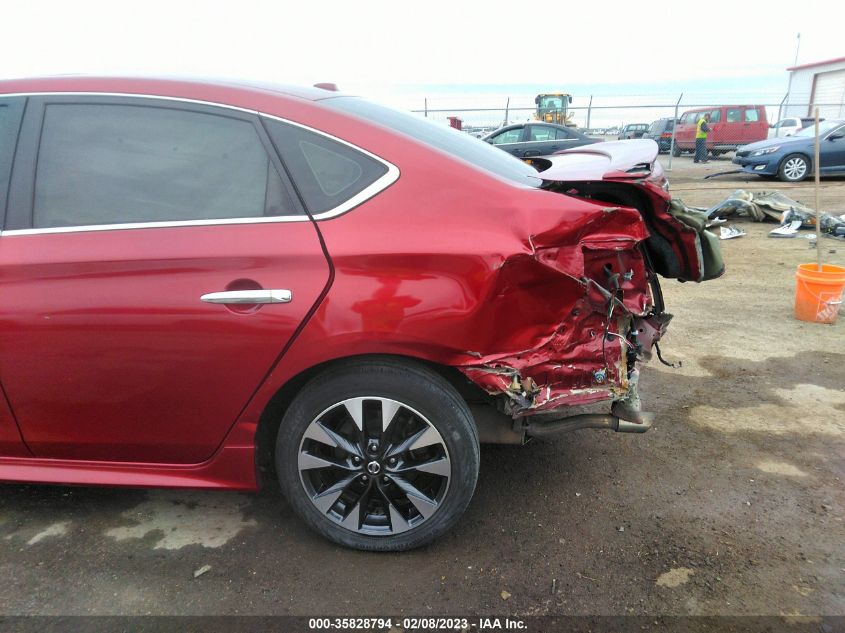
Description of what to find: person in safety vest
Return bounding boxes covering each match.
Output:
[694,113,711,164]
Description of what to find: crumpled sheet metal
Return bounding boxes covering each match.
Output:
[456,225,653,416]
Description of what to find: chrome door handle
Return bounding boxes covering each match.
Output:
[200,289,292,304]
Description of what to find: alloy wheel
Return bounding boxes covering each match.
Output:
[297,397,451,536]
[783,156,808,180]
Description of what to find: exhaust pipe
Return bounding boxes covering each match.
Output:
[526,411,653,438]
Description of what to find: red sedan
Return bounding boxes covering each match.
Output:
[0,77,722,550]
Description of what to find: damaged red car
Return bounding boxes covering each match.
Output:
[0,77,723,550]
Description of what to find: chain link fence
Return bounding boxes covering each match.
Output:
[410,92,844,163]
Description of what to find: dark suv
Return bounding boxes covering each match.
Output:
[618,123,649,140]
[643,118,678,153]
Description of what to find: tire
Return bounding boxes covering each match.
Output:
[778,154,810,182]
[275,358,480,551]
[671,143,682,157]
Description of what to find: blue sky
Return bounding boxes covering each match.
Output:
[1,0,838,128]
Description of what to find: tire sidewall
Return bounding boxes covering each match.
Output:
[275,359,480,551]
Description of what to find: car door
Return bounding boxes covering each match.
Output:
[0,97,29,458]
[0,95,342,464]
[522,124,562,157]
[820,124,845,173]
[742,106,765,143]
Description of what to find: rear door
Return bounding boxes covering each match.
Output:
[0,96,351,463]
[742,106,767,143]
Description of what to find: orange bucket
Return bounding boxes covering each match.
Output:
[794,263,845,324]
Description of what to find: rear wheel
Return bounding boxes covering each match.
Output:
[778,154,810,182]
[276,359,480,551]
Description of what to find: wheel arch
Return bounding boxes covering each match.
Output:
[780,151,813,169]
[253,353,487,482]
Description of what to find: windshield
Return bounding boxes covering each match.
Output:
[323,97,542,188]
[794,120,843,137]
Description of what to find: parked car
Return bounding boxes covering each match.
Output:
[673,105,769,157]
[0,76,722,551]
[643,118,678,153]
[768,117,819,139]
[482,122,600,158]
[618,123,649,140]
[734,118,845,181]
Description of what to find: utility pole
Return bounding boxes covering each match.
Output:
[784,33,801,117]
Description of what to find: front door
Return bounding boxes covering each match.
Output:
[821,124,845,172]
[0,96,331,464]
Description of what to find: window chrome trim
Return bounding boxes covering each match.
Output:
[0,91,400,236]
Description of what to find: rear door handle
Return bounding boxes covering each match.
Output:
[200,289,292,304]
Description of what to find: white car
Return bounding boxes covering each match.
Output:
[768,117,818,138]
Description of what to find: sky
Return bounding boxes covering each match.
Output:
[2,0,841,127]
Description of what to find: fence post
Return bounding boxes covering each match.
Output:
[586,95,593,130]
[503,97,510,127]
[667,92,683,171]
[776,93,787,125]
[424,98,428,118]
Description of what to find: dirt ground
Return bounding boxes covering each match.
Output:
[0,157,843,619]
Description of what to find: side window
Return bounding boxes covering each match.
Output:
[555,128,574,140]
[33,104,295,229]
[709,109,722,123]
[263,118,389,214]
[528,126,555,142]
[744,108,760,123]
[726,108,741,123]
[487,128,523,145]
[0,97,25,221]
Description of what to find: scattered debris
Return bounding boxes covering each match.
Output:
[193,564,212,578]
[769,220,803,238]
[617,526,625,532]
[672,191,845,242]
[720,226,746,240]
[551,578,557,594]
[656,567,694,588]
[500,590,511,601]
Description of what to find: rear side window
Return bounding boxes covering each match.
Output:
[33,104,294,229]
[744,108,760,123]
[528,126,555,141]
[0,98,25,219]
[323,97,542,188]
[555,128,574,139]
[263,118,388,213]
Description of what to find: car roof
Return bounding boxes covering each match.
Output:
[0,75,342,102]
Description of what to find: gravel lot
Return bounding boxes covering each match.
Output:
[1,157,843,619]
